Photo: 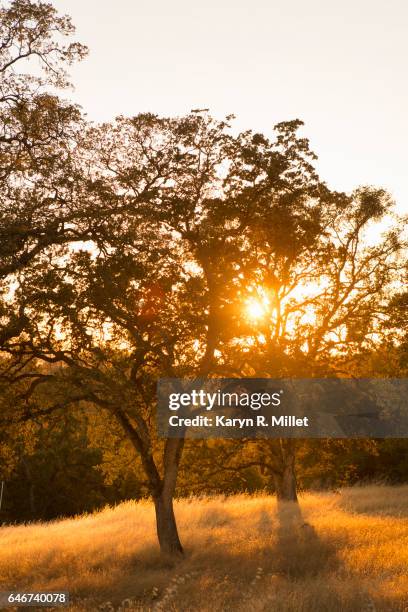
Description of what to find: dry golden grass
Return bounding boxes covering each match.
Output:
[1,485,408,611]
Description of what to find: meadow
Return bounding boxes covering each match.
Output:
[1,486,408,611]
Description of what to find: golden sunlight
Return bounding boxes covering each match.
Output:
[246,298,266,320]
[245,288,270,322]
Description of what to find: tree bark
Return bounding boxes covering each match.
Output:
[273,463,298,502]
[153,437,185,555]
[273,439,298,503]
[154,492,183,555]
[113,408,185,555]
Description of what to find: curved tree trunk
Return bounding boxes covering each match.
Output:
[154,437,185,555]
[154,492,183,555]
[113,408,185,556]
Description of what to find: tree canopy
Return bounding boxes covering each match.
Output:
[0,0,406,556]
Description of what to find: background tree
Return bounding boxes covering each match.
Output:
[0,379,148,522]
[0,0,110,350]
[223,183,405,500]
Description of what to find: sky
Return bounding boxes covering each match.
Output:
[52,0,408,212]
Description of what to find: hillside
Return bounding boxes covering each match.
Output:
[1,486,408,611]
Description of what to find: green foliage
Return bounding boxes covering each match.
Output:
[0,408,147,522]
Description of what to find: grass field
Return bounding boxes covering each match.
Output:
[1,486,408,611]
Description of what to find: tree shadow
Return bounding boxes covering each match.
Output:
[273,501,339,577]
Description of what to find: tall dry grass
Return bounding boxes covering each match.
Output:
[1,485,408,611]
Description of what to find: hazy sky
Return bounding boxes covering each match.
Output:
[52,0,408,211]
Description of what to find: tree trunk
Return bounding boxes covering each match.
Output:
[274,463,298,502]
[154,492,183,555]
[113,408,185,556]
[273,439,298,502]
[153,437,185,555]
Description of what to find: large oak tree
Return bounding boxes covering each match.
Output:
[0,1,405,552]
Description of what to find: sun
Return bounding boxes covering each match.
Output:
[246,298,265,320]
[245,291,270,321]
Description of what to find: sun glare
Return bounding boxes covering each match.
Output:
[246,299,265,320]
[245,289,270,322]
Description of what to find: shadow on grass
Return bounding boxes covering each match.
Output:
[186,500,339,582]
[273,501,339,578]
